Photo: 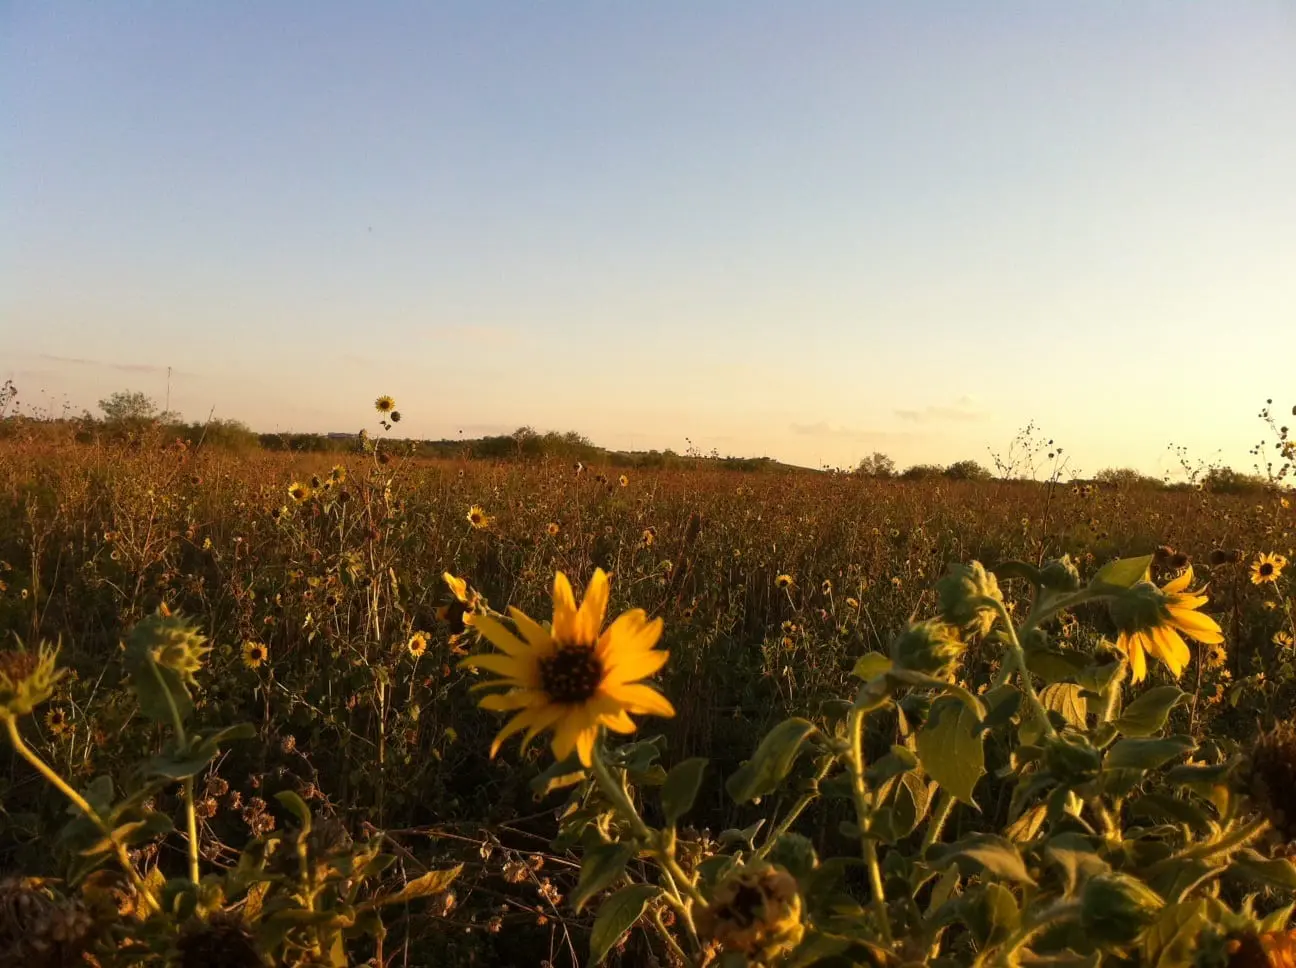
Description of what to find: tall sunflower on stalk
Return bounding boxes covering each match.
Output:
[461,569,674,766]
[1109,566,1224,682]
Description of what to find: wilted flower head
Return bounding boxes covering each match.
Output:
[1080,872,1163,947]
[1237,726,1296,844]
[129,614,211,690]
[935,561,1002,637]
[0,642,66,721]
[890,619,965,680]
[698,864,804,959]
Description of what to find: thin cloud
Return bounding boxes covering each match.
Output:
[894,396,988,424]
[37,354,179,375]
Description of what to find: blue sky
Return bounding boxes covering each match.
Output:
[3,2,1294,474]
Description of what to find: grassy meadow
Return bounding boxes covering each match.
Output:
[2,415,1295,966]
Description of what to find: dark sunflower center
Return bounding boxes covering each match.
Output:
[539,644,603,703]
[1261,563,1274,576]
[727,884,766,927]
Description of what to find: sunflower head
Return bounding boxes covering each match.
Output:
[1108,567,1223,682]
[546,522,561,537]
[374,395,396,414]
[775,574,794,590]
[44,706,72,739]
[288,482,311,504]
[330,465,346,484]
[466,505,490,530]
[461,569,674,766]
[175,911,266,968]
[891,619,965,680]
[407,632,429,658]
[1251,553,1288,586]
[641,527,655,547]
[241,641,268,670]
[1204,642,1228,669]
[618,474,629,487]
[821,579,832,595]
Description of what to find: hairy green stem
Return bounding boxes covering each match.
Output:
[985,598,1054,739]
[149,660,200,885]
[922,790,957,852]
[6,716,160,914]
[846,706,892,946]
[754,757,834,862]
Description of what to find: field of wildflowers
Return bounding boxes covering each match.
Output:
[2,399,1295,967]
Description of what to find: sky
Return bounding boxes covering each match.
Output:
[3,2,1294,476]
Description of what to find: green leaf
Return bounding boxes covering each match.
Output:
[726,718,818,804]
[1045,834,1109,895]
[1113,687,1186,737]
[660,758,707,827]
[1040,683,1088,728]
[143,723,256,780]
[851,652,892,681]
[1091,554,1153,591]
[1106,736,1196,771]
[1227,851,1296,891]
[124,624,194,726]
[590,884,659,964]
[966,882,1020,947]
[930,833,1037,885]
[570,843,635,914]
[982,685,1022,729]
[380,864,463,907]
[916,696,985,806]
[274,791,312,831]
[865,745,919,787]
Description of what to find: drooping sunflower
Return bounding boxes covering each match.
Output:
[242,641,269,670]
[437,572,478,637]
[374,395,396,414]
[1251,552,1288,585]
[407,632,429,658]
[1110,566,1224,683]
[288,482,312,504]
[462,569,674,766]
[466,505,490,530]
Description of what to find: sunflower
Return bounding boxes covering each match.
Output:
[467,505,490,530]
[1275,630,1294,649]
[330,465,346,484]
[407,632,429,658]
[374,395,396,414]
[821,579,832,596]
[462,569,674,766]
[437,572,478,635]
[242,641,269,670]
[390,411,402,423]
[1251,552,1288,585]
[1111,566,1224,683]
[775,574,794,590]
[618,474,629,487]
[641,528,656,547]
[288,482,312,504]
[44,706,72,739]
[845,596,860,609]
[546,522,560,537]
[1203,642,1228,670]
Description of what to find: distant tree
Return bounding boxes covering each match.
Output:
[98,390,177,424]
[1201,466,1269,495]
[944,459,993,481]
[900,463,944,481]
[856,452,897,478]
[1093,467,1163,490]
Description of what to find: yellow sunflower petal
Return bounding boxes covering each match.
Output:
[491,704,561,758]
[549,714,586,762]
[599,709,638,734]
[1151,625,1191,678]
[598,610,663,660]
[460,652,538,685]
[1122,631,1148,683]
[576,569,611,644]
[552,572,578,641]
[443,572,469,603]
[575,727,598,767]
[517,703,567,755]
[478,690,543,712]
[467,614,532,658]
[1167,606,1224,644]
[603,648,669,686]
[1162,567,1194,595]
[604,682,676,718]
[507,606,556,654]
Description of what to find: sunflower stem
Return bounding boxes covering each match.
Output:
[845,704,892,947]
[985,598,1055,739]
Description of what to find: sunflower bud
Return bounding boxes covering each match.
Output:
[1040,555,1082,592]
[129,615,211,690]
[890,620,965,680]
[935,562,1002,636]
[1236,726,1296,844]
[1080,873,1163,947]
[0,642,65,721]
[698,863,804,960]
